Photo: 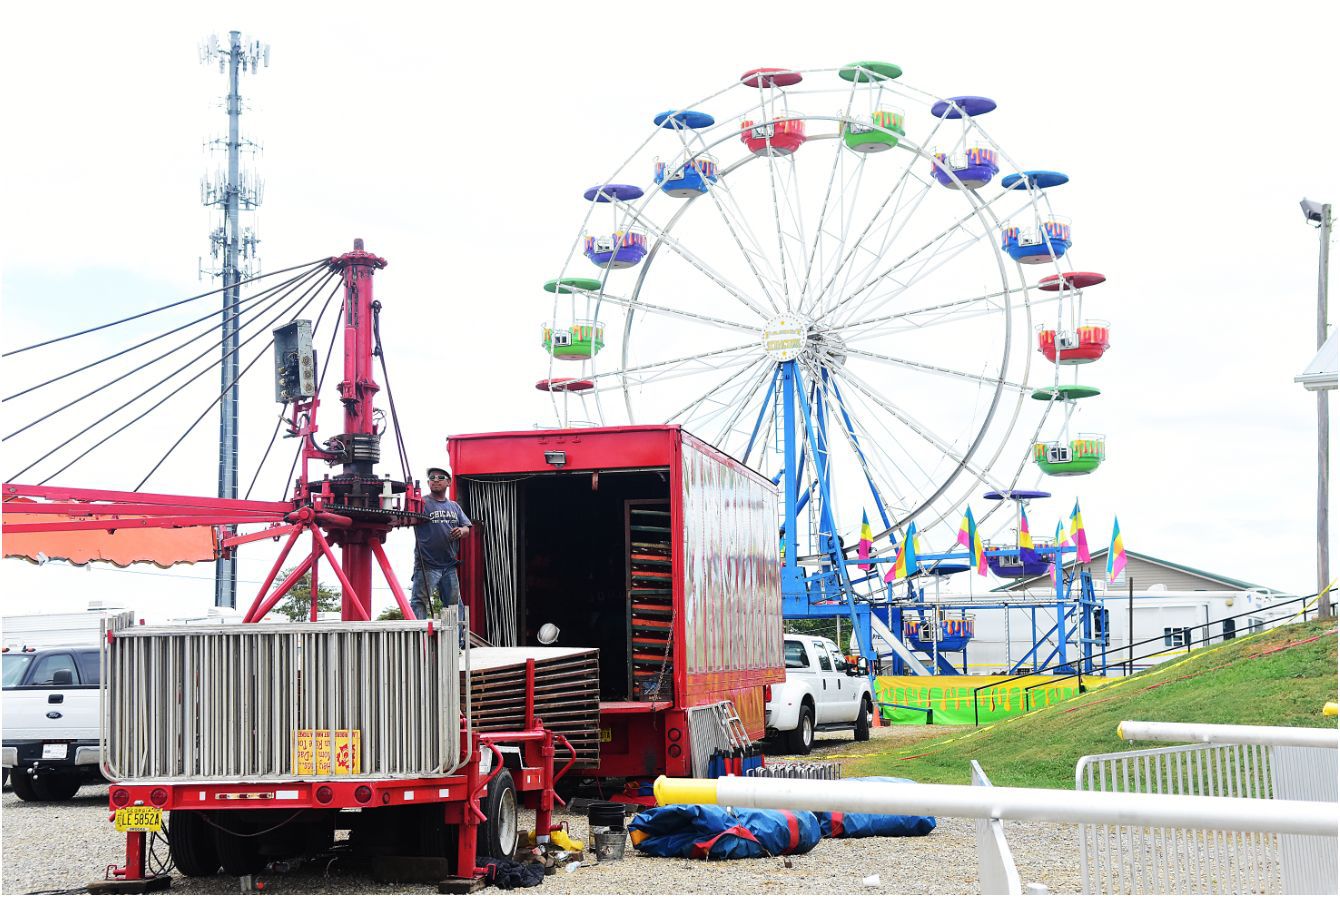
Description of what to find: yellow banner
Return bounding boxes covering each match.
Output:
[290,729,362,775]
[876,675,1114,724]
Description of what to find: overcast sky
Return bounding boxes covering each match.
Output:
[2,1,1336,622]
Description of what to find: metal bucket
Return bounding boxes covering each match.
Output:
[594,830,627,863]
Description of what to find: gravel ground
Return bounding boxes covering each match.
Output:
[1,729,1083,895]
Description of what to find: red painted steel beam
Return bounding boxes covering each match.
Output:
[2,483,291,513]
[4,515,281,533]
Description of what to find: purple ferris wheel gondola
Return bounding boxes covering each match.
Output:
[584,229,648,269]
[931,147,1000,189]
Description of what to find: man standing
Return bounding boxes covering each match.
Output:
[410,465,471,620]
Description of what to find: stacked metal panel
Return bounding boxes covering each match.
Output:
[746,761,842,780]
[465,646,601,767]
[101,610,465,782]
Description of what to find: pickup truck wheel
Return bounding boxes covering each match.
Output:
[479,769,518,860]
[786,705,815,755]
[169,810,221,877]
[34,769,81,801]
[10,769,39,801]
[854,698,872,742]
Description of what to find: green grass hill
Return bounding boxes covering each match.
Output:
[848,618,1337,789]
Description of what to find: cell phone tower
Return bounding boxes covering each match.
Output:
[200,31,268,608]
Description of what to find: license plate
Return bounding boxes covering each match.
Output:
[599,727,612,743]
[41,743,67,760]
[114,807,163,833]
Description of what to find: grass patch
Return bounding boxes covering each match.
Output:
[848,619,1337,789]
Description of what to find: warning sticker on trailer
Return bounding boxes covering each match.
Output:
[290,729,362,775]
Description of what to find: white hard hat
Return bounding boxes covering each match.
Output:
[537,623,560,645]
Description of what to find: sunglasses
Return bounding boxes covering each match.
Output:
[427,474,450,482]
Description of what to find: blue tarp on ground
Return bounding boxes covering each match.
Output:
[628,804,822,859]
[815,777,937,838]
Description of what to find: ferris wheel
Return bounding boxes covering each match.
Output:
[538,61,1107,576]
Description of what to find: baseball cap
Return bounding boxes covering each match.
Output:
[426,465,450,478]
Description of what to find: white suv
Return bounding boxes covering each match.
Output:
[765,635,873,754]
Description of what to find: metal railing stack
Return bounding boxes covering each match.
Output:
[100,609,465,782]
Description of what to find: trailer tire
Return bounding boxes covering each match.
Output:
[479,769,518,860]
[168,811,220,877]
[215,824,265,876]
[854,698,871,742]
[34,769,81,801]
[10,769,39,802]
[786,704,815,755]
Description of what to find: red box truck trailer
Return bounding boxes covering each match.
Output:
[450,425,784,783]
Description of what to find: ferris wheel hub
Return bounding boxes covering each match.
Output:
[761,313,812,362]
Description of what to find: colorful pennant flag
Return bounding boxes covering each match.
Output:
[1049,520,1065,578]
[884,521,919,582]
[1070,500,1091,563]
[857,510,874,572]
[1018,505,1039,565]
[957,506,988,577]
[1107,517,1127,580]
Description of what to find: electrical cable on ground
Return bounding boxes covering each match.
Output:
[1,258,327,358]
[15,270,337,486]
[5,265,331,444]
[4,264,321,403]
[135,277,344,491]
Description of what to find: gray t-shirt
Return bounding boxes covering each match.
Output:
[414,496,471,570]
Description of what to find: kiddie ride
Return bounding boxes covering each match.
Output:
[2,243,576,891]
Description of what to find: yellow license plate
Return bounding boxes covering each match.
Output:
[114,807,163,833]
[599,727,613,743]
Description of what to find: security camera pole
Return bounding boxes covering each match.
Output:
[1301,199,1331,618]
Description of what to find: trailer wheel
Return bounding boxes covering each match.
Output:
[215,823,265,876]
[786,705,814,755]
[9,769,38,802]
[168,811,221,877]
[479,769,518,860]
[854,698,872,742]
[33,769,81,801]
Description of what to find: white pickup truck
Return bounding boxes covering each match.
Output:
[764,634,873,754]
[2,646,103,801]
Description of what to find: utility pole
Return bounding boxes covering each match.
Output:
[1301,199,1332,618]
[201,32,268,608]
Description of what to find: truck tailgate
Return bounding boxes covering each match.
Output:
[2,689,98,741]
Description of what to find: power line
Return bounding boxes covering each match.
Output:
[1,259,325,358]
[133,276,344,491]
[3,263,324,403]
[13,269,337,485]
[4,265,330,444]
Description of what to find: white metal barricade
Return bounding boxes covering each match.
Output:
[1077,735,1338,894]
[101,608,466,782]
[972,760,1023,896]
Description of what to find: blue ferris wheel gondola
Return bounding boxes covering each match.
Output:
[1002,170,1070,190]
[1001,217,1072,264]
[654,156,719,198]
[986,551,1054,579]
[654,109,716,129]
[983,489,1051,501]
[931,95,996,118]
[583,184,645,203]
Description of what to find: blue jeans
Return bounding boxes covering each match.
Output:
[409,566,460,620]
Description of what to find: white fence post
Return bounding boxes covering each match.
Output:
[972,760,1023,896]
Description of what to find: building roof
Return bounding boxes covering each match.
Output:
[991,548,1287,595]
[1296,327,1337,391]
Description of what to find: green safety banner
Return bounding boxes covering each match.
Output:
[875,674,1113,725]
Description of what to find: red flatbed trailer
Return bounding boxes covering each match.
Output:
[451,425,784,786]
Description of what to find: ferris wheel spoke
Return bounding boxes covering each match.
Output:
[825,187,1021,326]
[799,125,862,314]
[588,340,759,386]
[841,346,1028,393]
[831,364,1008,498]
[830,285,1016,336]
[620,205,771,320]
[665,126,787,311]
[670,356,772,430]
[807,114,955,320]
[583,290,757,334]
